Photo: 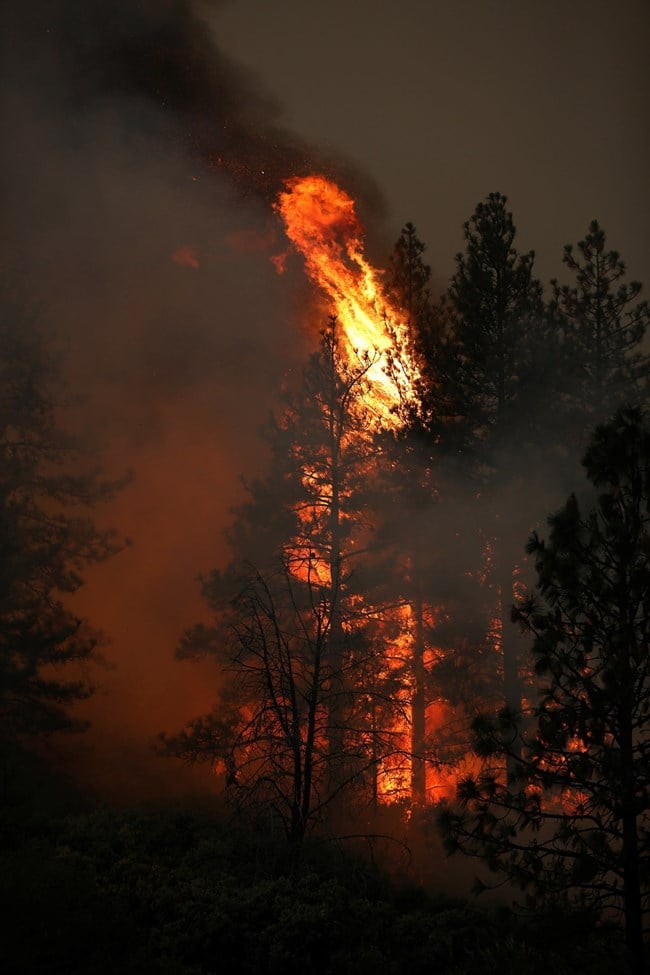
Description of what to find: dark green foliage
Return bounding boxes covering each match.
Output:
[0,277,123,739]
[552,220,649,430]
[429,194,555,719]
[441,409,650,968]
[1,795,634,975]
[385,223,433,333]
[441,192,550,462]
[383,223,444,428]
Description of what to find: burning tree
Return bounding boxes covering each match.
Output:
[183,560,360,843]
[378,204,551,796]
[166,320,410,836]
[441,408,650,969]
[0,275,123,740]
[170,178,577,821]
[273,174,415,422]
[273,185,473,807]
[378,223,449,804]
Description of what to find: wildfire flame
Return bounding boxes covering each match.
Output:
[273,174,456,806]
[274,174,414,426]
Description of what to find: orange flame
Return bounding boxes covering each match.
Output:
[274,174,414,426]
[273,174,463,808]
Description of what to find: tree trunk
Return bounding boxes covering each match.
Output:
[411,592,426,805]
[619,632,644,967]
[621,798,643,968]
[498,547,521,781]
[326,379,346,792]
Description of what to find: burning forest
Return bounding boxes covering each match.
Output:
[2,1,649,972]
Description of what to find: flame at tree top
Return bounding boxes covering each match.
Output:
[273,174,433,804]
[274,174,414,425]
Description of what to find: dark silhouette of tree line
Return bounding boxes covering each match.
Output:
[0,193,647,967]
[389,201,649,966]
[0,271,124,749]
[164,194,648,965]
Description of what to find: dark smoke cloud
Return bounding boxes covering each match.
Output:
[4,0,384,206]
[1,0,385,800]
[1,1,604,808]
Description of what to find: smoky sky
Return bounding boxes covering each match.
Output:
[3,1,643,801]
[2,0,386,420]
[4,0,385,206]
[2,0,390,799]
[211,0,650,289]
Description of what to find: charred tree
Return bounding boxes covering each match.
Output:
[166,320,402,836]
[277,319,379,792]
[384,225,438,805]
[169,560,338,843]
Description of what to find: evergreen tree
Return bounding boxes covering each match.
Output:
[441,408,650,969]
[442,192,548,456]
[384,222,439,373]
[552,220,649,432]
[0,277,122,740]
[380,211,545,801]
[439,193,554,719]
[382,224,440,804]
[382,223,486,805]
[383,222,452,442]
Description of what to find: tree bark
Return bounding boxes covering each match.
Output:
[411,592,426,805]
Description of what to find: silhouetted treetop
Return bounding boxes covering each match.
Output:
[0,274,124,738]
[441,407,650,969]
[552,219,649,428]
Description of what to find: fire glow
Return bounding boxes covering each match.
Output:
[274,174,415,426]
[272,173,444,804]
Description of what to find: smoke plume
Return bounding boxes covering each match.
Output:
[2,0,386,800]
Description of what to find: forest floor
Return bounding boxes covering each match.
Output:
[0,745,641,975]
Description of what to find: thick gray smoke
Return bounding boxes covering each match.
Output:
[1,0,387,799]
[2,1,576,805]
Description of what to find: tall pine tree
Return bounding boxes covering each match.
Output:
[552,220,649,433]
[443,193,549,717]
[0,276,123,741]
[442,408,650,969]
[382,223,440,803]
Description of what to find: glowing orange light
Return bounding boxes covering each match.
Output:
[273,174,461,807]
[274,174,414,426]
[172,244,200,269]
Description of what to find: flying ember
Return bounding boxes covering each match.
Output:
[274,174,414,425]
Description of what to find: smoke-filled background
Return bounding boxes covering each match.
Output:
[2,0,648,801]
